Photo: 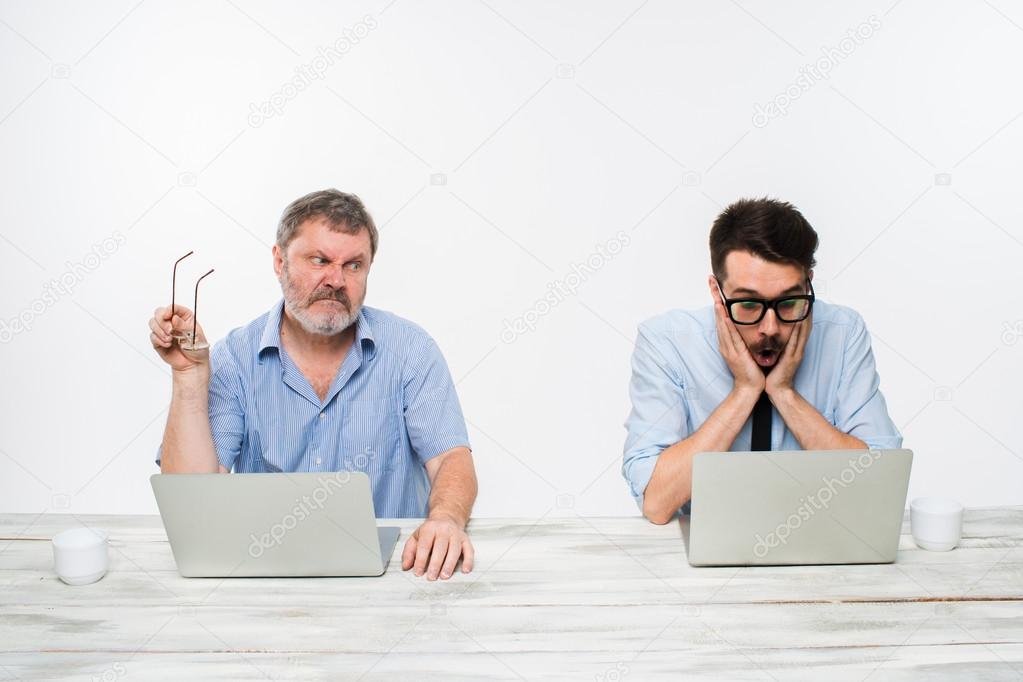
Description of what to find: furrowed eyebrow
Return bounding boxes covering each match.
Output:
[310,250,370,263]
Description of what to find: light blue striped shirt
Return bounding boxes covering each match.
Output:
[623,300,902,511]
[158,300,470,517]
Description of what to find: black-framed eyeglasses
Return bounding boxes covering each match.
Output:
[715,278,815,325]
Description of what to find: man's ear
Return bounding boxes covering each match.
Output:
[807,269,814,283]
[272,244,283,278]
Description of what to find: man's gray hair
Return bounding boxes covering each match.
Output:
[276,189,378,258]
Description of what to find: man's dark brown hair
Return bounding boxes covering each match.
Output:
[709,198,818,280]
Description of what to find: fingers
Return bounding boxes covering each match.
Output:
[405,522,472,580]
[412,526,434,577]
[782,317,799,356]
[154,305,195,325]
[708,278,748,356]
[149,332,168,350]
[439,536,462,580]
[721,310,749,360]
[460,537,475,574]
[707,276,722,305]
[149,318,172,348]
[793,316,810,360]
[712,313,730,355]
[153,305,192,322]
[178,340,210,360]
[708,277,729,322]
[725,314,747,355]
[708,279,732,351]
[170,315,193,335]
[780,321,802,368]
[171,304,194,321]
[775,317,808,373]
[425,535,449,581]
[150,305,200,351]
[150,308,174,345]
[401,533,418,571]
[709,278,761,392]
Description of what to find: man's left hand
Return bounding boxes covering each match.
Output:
[765,311,812,398]
[401,514,474,580]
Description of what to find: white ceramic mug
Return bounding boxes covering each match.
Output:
[910,497,963,552]
[52,527,109,585]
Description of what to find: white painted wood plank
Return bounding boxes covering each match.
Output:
[1,644,1021,682]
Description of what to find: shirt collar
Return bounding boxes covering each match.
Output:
[259,299,376,361]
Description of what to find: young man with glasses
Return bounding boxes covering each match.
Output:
[623,198,901,524]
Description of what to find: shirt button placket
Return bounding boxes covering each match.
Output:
[313,411,326,470]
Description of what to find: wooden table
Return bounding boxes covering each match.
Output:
[1,509,1021,680]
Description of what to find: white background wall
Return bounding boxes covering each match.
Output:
[1,0,1021,517]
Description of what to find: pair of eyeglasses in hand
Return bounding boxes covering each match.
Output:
[170,251,214,351]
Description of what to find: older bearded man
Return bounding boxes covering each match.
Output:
[149,189,477,581]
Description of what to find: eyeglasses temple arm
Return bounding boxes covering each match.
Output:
[192,268,215,342]
[172,251,194,318]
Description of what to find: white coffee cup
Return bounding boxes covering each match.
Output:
[52,527,109,585]
[910,497,963,552]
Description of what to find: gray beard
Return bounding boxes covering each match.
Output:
[283,297,359,336]
[280,262,361,336]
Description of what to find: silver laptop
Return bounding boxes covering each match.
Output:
[151,472,400,577]
[681,449,912,566]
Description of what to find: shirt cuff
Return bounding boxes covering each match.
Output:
[417,436,471,464]
[624,453,658,502]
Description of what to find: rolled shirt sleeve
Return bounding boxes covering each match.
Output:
[835,312,903,450]
[402,331,471,464]
[622,321,691,507]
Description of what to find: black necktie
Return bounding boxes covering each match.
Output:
[751,391,772,451]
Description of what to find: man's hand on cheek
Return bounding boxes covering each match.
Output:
[401,515,474,580]
[708,277,765,395]
[766,312,812,397]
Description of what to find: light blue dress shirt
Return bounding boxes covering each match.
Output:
[622,300,902,510]
[157,300,470,518]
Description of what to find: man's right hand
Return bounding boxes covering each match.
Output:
[708,276,764,395]
[149,305,210,372]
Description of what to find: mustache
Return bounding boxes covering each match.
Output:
[307,288,350,309]
[750,336,782,354]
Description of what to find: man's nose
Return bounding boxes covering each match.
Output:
[758,307,779,335]
[322,263,347,288]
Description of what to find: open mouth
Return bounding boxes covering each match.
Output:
[754,349,779,366]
